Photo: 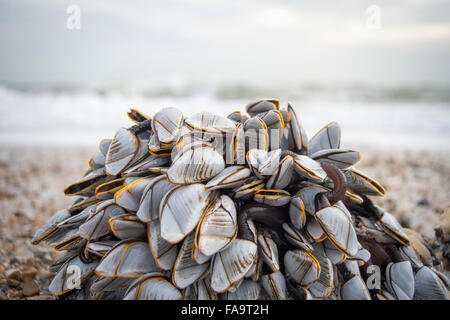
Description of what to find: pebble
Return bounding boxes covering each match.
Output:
[7,279,20,288]
[417,198,430,206]
[21,267,38,280]
[41,271,56,280]
[439,208,450,234]
[22,280,40,297]
[32,248,49,259]
[5,269,21,281]
[0,290,7,300]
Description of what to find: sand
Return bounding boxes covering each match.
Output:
[0,146,449,299]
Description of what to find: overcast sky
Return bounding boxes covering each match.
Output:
[0,0,449,88]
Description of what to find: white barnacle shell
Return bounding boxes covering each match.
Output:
[284,249,320,287]
[344,167,386,197]
[385,261,415,300]
[309,243,334,299]
[257,230,280,272]
[311,149,361,170]
[266,154,294,189]
[114,177,155,212]
[210,239,257,293]
[293,155,327,183]
[414,266,449,300]
[195,195,237,256]
[339,275,371,300]
[152,107,184,144]
[378,211,410,246]
[261,271,289,300]
[95,241,159,278]
[288,195,306,229]
[307,121,341,156]
[159,183,214,244]
[78,200,125,241]
[185,111,236,135]
[136,175,175,223]
[246,148,281,176]
[246,99,279,117]
[254,189,291,207]
[109,214,146,240]
[49,255,98,296]
[105,128,140,175]
[286,103,308,152]
[147,220,178,271]
[205,166,250,191]
[32,209,71,244]
[124,273,182,300]
[314,205,358,257]
[282,223,314,252]
[172,233,210,289]
[224,279,261,300]
[167,142,225,184]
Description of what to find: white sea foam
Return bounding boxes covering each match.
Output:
[0,86,448,152]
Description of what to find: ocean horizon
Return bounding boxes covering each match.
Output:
[0,84,449,152]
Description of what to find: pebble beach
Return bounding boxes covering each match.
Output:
[0,145,449,299]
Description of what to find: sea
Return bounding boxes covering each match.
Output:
[0,84,449,152]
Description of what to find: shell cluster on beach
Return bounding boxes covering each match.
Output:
[32,100,449,300]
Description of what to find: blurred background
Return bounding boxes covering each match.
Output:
[0,0,449,149]
[0,0,449,299]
